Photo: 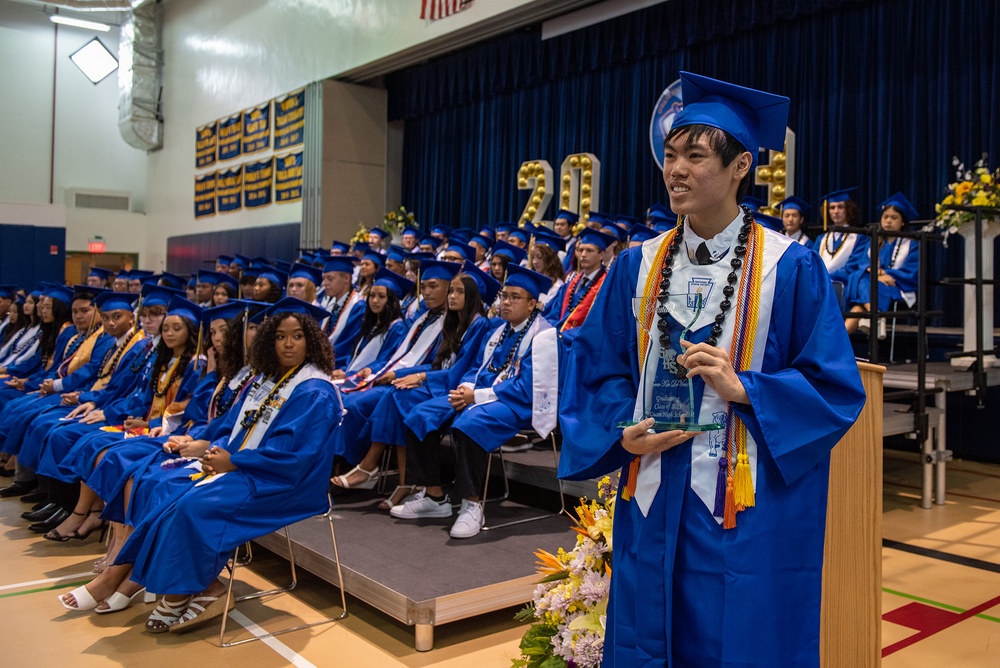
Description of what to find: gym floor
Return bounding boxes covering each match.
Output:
[0,449,996,667]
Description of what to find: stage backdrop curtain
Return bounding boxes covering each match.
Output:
[385,0,1000,327]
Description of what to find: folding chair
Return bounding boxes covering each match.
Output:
[480,429,567,531]
[218,493,348,647]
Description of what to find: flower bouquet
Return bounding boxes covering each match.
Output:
[930,154,1000,242]
[512,476,616,668]
[352,206,418,245]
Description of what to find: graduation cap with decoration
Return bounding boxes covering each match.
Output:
[671,71,790,168]
[503,263,553,301]
[372,267,416,298]
[460,260,501,305]
[879,192,919,223]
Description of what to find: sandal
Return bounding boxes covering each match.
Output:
[331,464,379,490]
[168,593,236,634]
[95,586,147,614]
[378,485,418,511]
[44,510,86,542]
[145,595,192,633]
[58,585,99,612]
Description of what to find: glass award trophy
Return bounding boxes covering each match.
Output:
[616,293,724,433]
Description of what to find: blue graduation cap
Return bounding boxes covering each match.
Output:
[777,196,812,216]
[752,210,784,233]
[404,251,435,262]
[449,230,471,245]
[419,259,462,283]
[128,270,153,282]
[253,297,329,325]
[741,196,767,211]
[362,250,385,267]
[419,234,441,249]
[249,256,271,268]
[504,264,553,300]
[93,291,136,313]
[468,234,494,251]
[330,241,351,254]
[186,275,199,288]
[273,259,292,273]
[258,265,288,287]
[628,224,659,244]
[87,267,113,282]
[352,241,372,255]
[554,209,579,224]
[29,289,42,299]
[600,225,625,242]
[230,254,250,269]
[197,270,230,286]
[288,262,321,285]
[72,285,104,300]
[879,192,919,222]
[43,284,75,306]
[521,222,536,234]
[430,225,450,238]
[386,245,409,263]
[322,256,358,275]
[821,187,859,204]
[479,226,495,239]
[614,214,641,228]
[0,285,17,300]
[491,240,527,265]
[115,269,130,280]
[672,71,790,162]
[156,272,187,290]
[507,229,530,246]
[443,241,475,262]
[577,228,617,251]
[165,296,202,324]
[460,261,501,305]
[373,267,416,297]
[532,229,567,252]
[202,299,254,326]
[587,211,613,227]
[217,255,234,267]
[14,293,24,305]
[400,226,420,239]
[496,223,518,235]
[141,283,183,308]
[368,227,389,241]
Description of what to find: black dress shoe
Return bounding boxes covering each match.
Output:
[29,508,68,533]
[0,481,37,498]
[22,503,59,521]
[0,467,13,477]
[20,491,47,504]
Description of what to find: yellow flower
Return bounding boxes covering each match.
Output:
[942,194,955,205]
[981,173,992,184]
[972,194,991,207]
[955,181,974,199]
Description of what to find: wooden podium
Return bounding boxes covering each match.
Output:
[821,362,884,667]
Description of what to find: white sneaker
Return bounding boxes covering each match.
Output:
[390,490,452,519]
[449,499,484,539]
[500,442,533,453]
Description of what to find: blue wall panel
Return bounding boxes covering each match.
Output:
[166,223,301,276]
[0,224,66,290]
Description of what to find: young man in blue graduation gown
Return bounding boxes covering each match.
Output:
[393,264,559,539]
[558,72,866,667]
[320,255,366,368]
[542,228,615,330]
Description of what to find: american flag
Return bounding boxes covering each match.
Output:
[421,0,472,20]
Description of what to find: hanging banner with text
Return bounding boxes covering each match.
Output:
[194,172,217,218]
[243,157,273,209]
[274,151,303,203]
[242,102,271,155]
[195,122,217,168]
[217,113,243,161]
[274,89,305,150]
[216,167,243,213]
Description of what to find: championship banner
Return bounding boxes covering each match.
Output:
[274,89,305,150]
[195,122,217,168]
[218,113,243,161]
[274,151,303,203]
[242,102,271,155]
[243,157,273,209]
[216,167,243,213]
[194,172,217,218]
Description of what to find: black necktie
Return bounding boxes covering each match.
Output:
[695,242,713,265]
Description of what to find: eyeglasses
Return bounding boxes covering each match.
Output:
[499,292,527,302]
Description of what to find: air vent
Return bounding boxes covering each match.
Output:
[66,189,132,212]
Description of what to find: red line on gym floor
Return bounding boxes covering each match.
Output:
[882,593,1000,657]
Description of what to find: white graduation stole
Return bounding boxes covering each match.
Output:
[228,364,332,451]
[346,319,402,373]
[374,310,445,378]
[817,230,858,273]
[631,228,792,520]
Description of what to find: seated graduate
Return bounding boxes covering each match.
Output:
[385,244,409,276]
[487,241,527,316]
[0,292,27,359]
[399,226,420,252]
[252,265,286,303]
[553,209,580,273]
[778,195,812,245]
[57,298,340,632]
[391,264,557,539]
[557,72,866,666]
[355,244,384,296]
[811,187,871,278]
[542,228,615,331]
[331,261,495,492]
[468,234,493,272]
[285,262,322,307]
[529,229,567,307]
[627,223,659,249]
[368,226,390,253]
[333,267,411,378]
[320,255,366,368]
[843,192,920,335]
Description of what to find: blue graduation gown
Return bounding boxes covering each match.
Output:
[116,379,341,595]
[332,301,367,369]
[843,239,919,310]
[558,241,866,667]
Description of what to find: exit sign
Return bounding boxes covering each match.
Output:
[88,240,106,253]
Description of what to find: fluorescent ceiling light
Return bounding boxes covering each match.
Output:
[69,38,118,84]
[51,15,111,32]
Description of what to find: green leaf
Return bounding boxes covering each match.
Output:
[538,656,569,668]
[538,571,570,584]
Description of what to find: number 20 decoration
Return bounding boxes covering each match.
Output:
[516,153,601,226]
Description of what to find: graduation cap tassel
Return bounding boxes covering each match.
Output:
[712,457,728,517]
[723,476,737,529]
[822,199,828,232]
[621,456,640,502]
[734,451,755,508]
[195,322,206,378]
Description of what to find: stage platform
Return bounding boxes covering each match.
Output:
[256,486,578,651]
